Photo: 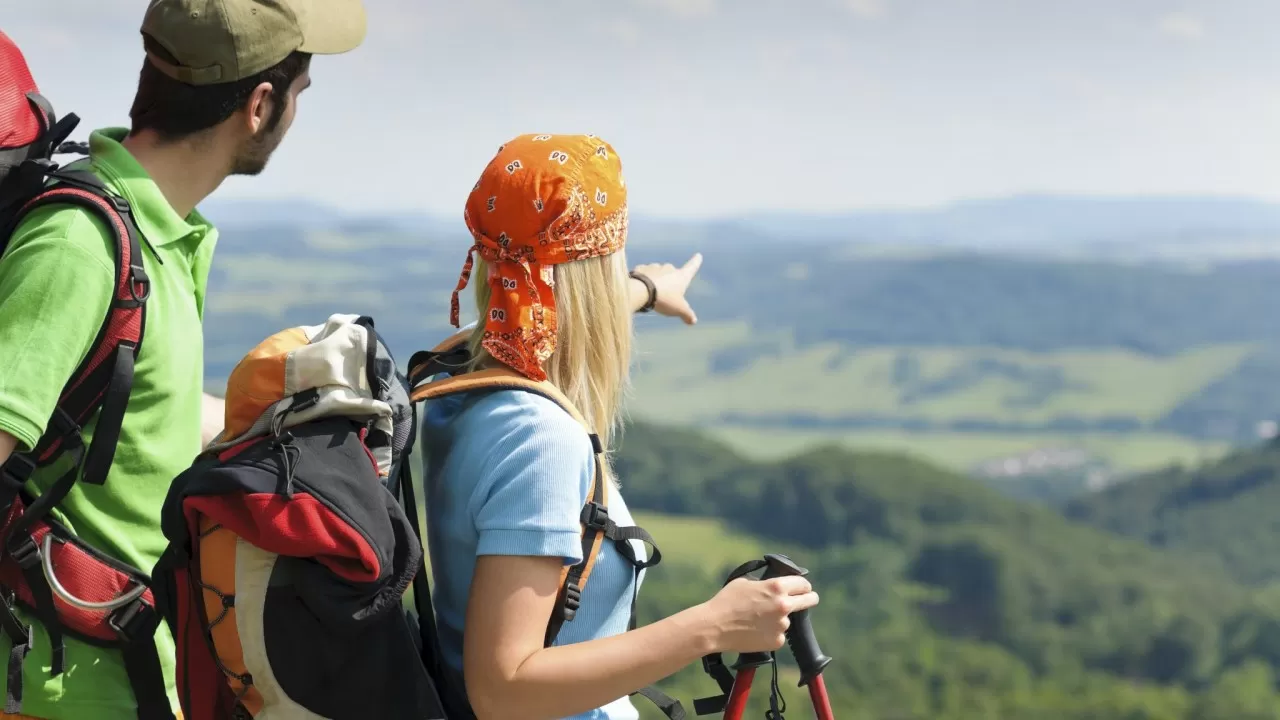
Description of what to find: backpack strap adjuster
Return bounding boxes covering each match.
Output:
[0,454,36,492]
[581,502,610,531]
[108,597,159,645]
[562,581,583,622]
[6,536,38,572]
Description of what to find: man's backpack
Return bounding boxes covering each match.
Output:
[151,315,687,719]
[0,30,171,719]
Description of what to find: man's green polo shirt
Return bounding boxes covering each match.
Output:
[0,127,217,719]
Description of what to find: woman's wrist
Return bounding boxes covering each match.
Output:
[680,601,723,656]
[629,271,658,313]
[628,275,659,314]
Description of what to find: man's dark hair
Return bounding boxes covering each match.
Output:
[128,35,311,142]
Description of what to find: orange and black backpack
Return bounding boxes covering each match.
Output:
[150,316,688,719]
[0,30,173,719]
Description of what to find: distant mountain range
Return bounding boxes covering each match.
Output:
[199,193,1280,259]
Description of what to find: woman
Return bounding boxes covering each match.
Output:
[422,134,819,720]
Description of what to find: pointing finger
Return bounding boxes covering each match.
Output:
[681,252,704,278]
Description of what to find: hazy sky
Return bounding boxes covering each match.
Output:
[6,0,1277,218]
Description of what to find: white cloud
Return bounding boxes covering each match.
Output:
[1158,11,1205,41]
[845,0,885,18]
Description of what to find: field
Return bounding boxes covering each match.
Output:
[626,321,1241,475]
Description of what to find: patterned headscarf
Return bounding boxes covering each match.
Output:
[450,133,629,381]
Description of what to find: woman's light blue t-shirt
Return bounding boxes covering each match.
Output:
[421,387,646,720]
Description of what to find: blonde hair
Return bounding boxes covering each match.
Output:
[468,251,634,478]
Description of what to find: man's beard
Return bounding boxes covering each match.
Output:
[229,122,285,177]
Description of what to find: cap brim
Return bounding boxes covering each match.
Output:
[294,0,367,55]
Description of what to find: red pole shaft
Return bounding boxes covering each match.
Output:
[808,674,836,720]
[722,667,757,720]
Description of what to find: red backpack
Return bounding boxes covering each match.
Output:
[0,30,172,720]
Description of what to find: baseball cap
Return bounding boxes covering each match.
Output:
[140,0,367,86]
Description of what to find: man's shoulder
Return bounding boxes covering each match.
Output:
[5,179,122,274]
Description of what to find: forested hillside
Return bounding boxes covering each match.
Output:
[613,422,1280,719]
[1064,438,1280,588]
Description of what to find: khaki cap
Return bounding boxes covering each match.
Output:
[140,0,366,85]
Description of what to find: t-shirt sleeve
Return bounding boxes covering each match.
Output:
[0,207,116,451]
[469,392,595,566]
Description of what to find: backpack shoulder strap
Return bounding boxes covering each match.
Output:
[0,171,149,492]
[410,367,609,647]
[405,329,472,388]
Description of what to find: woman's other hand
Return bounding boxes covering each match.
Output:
[701,575,820,654]
[632,253,704,325]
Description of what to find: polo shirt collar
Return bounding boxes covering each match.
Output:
[86,127,213,247]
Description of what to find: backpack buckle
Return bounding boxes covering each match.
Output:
[0,454,36,491]
[6,535,39,571]
[108,597,158,644]
[106,194,132,214]
[581,502,610,531]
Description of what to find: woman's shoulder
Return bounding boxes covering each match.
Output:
[434,387,595,470]
[461,388,591,438]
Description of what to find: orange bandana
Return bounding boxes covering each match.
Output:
[450,133,629,381]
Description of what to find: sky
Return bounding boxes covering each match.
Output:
[6,0,1279,219]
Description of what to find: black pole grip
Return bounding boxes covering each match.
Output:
[784,605,831,687]
[754,554,832,687]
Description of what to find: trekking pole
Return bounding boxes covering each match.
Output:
[721,554,835,720]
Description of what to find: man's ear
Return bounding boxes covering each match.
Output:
[243,81,276,135]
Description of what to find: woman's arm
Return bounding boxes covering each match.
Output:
[457,390,817,719]
[463,553,817,720]
[629,253,703,324]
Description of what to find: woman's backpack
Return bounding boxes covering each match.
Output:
[150,316,686,720]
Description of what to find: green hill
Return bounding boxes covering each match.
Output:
[612,422,1280,720]
[1063,439,1280,588]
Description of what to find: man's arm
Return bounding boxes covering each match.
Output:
[0,431,16,469]
[201,392,225,447]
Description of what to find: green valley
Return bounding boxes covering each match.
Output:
[611,422,1280,720]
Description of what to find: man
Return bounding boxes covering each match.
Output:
[0,2,368,717]
[0,3,705,719]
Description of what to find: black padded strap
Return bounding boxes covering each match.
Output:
[81,343,136,486]
[407,346,473,388]
[353,316,382,401]
[9,456,81,541]
[3,622,30,715]
[399,458,444,681]
[0,587,31,714]
[633,685,687,720]
[120,618,177,720]
[11,536,64,677]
